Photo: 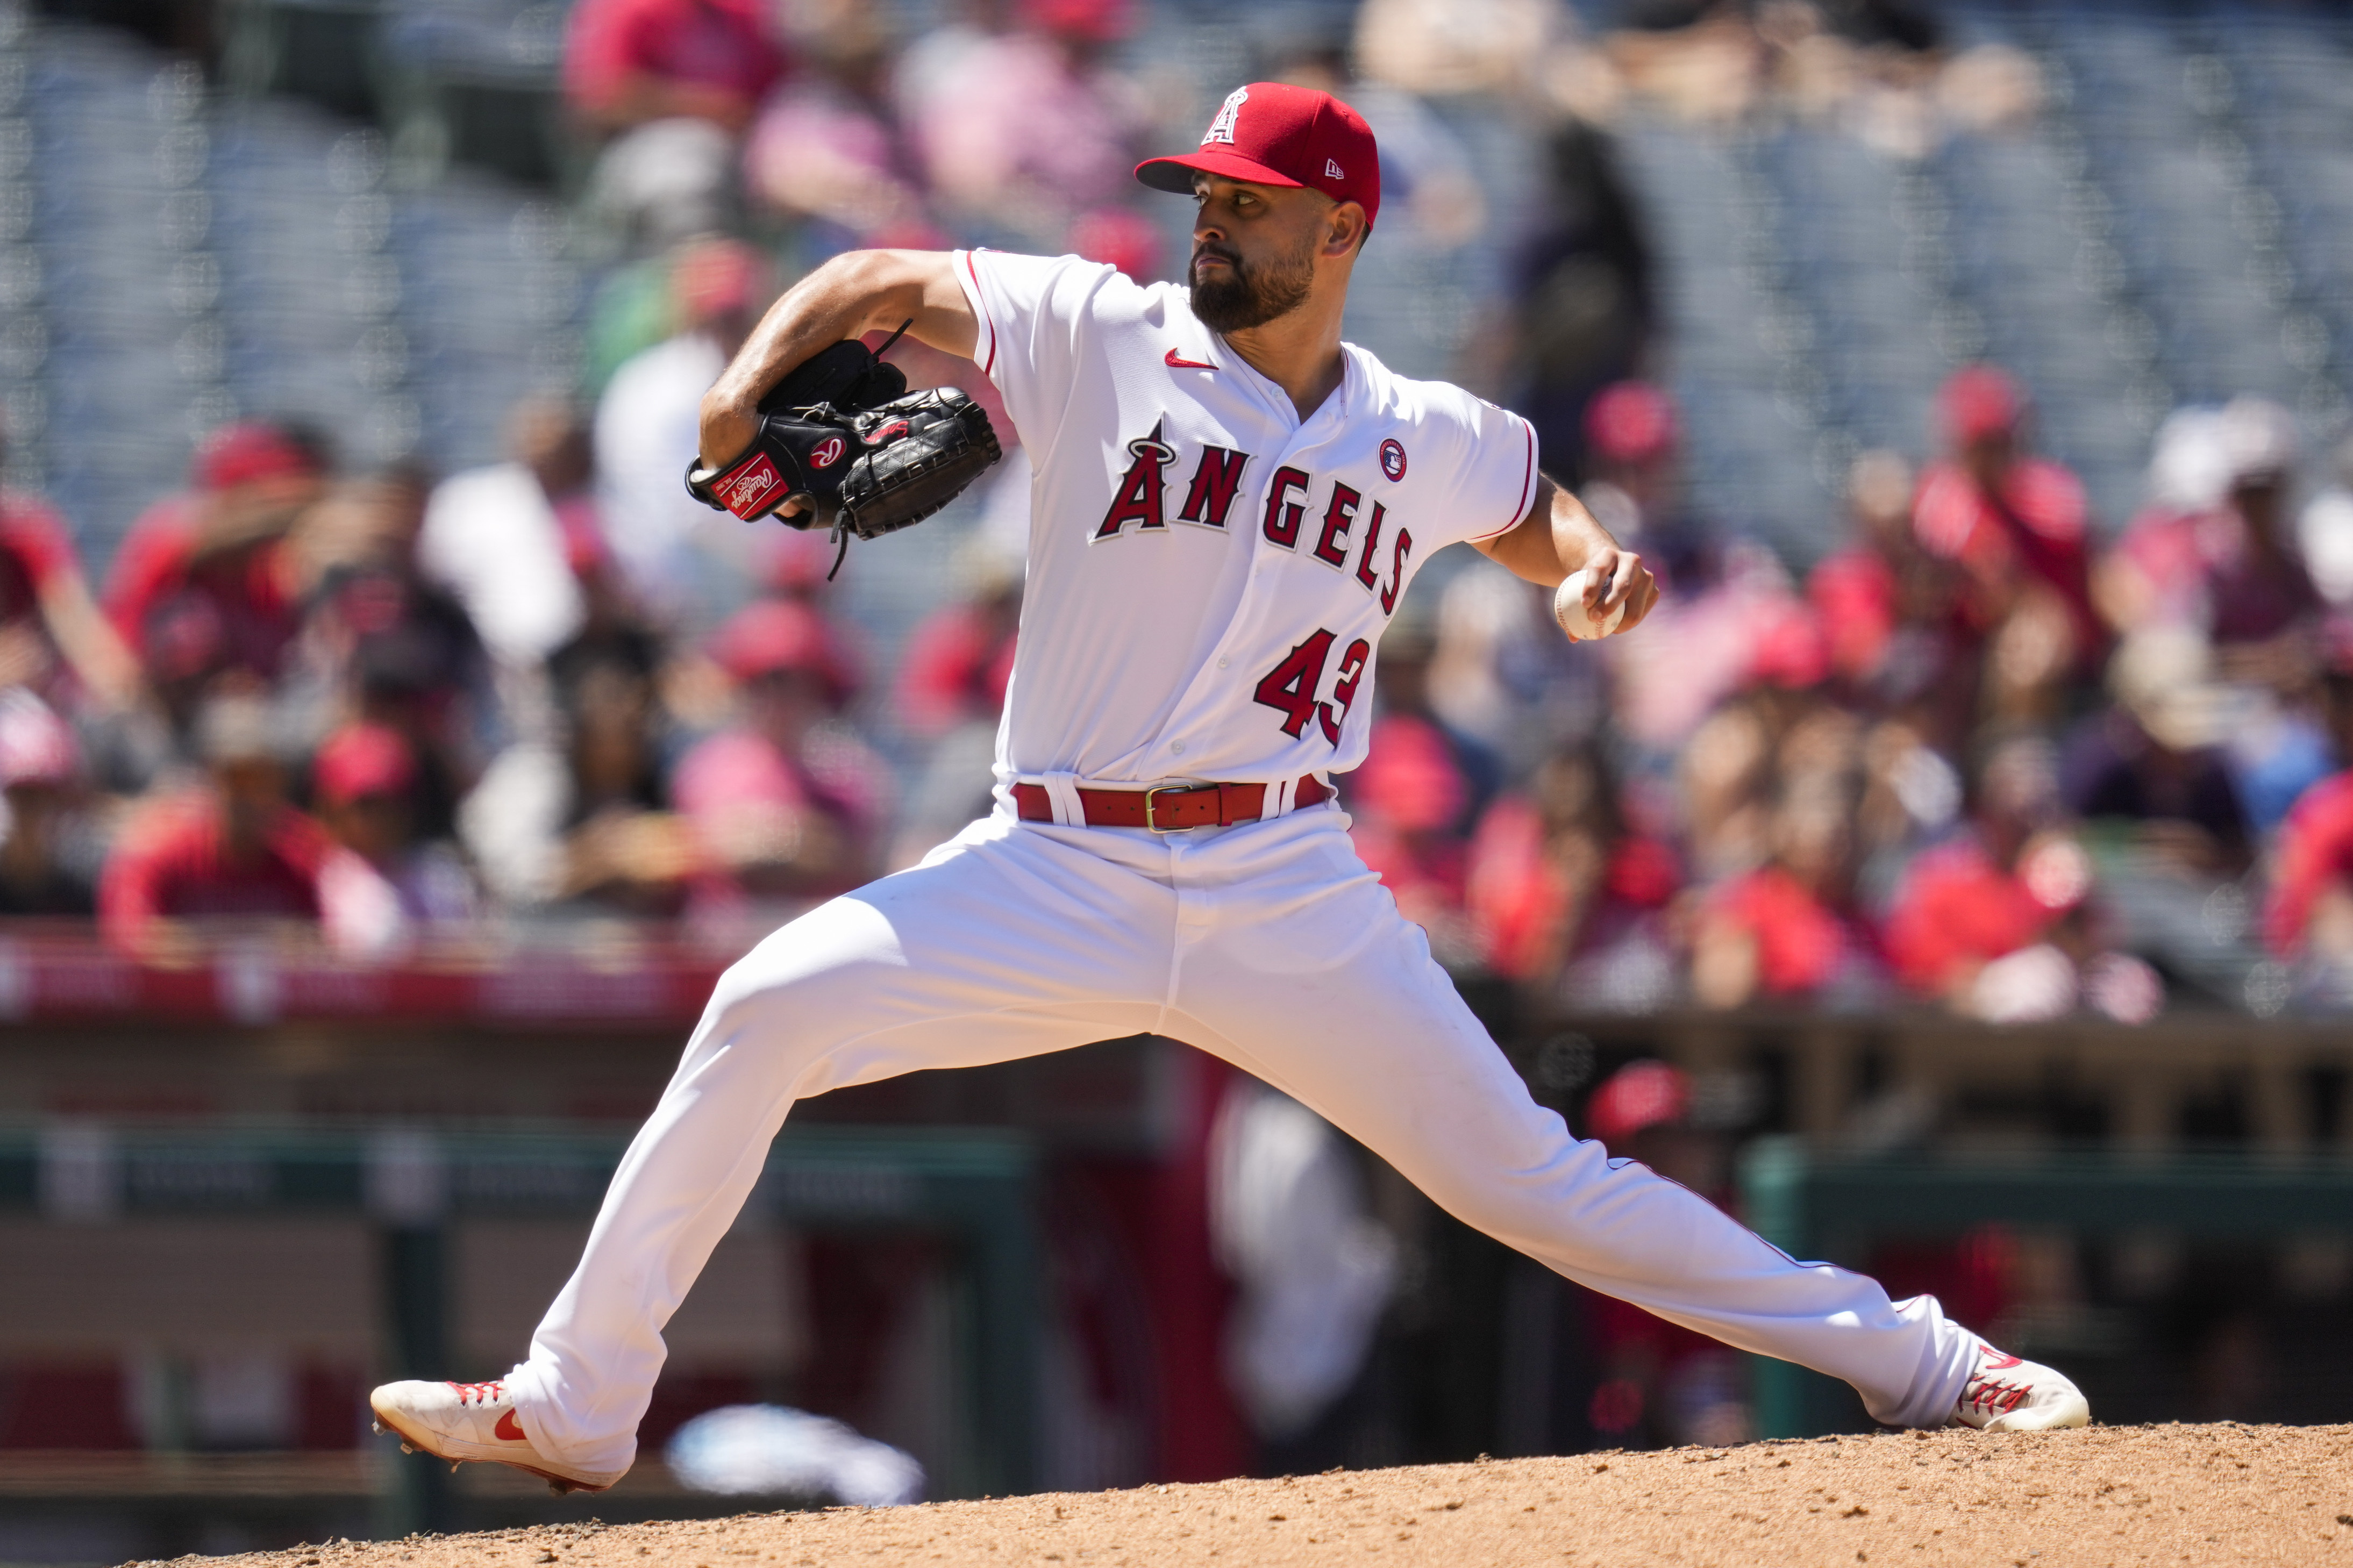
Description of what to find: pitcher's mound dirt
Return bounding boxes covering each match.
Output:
[153,1422,2353,1568]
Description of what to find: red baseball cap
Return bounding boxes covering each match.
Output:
[1585,381,1680,467]
[313,722,417,805]
[195,421,319,491]
[1136,82,1380,231]
[707,598,857,704]
[673,237,766,325]
[1586,1060,1690,1144]
[1940,364,2022,446]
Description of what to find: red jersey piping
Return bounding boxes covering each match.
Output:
[960,250,997,378]
[1469,417,1539,542]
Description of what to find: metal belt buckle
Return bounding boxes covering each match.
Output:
[1142,785,1189,834]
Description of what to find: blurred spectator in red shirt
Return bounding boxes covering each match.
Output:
[1670,603,1830,882]
[313,722,478,925]
[1347,611,1503,964]
[907,0,1146,250]
[673,598,889,915]
[104,423,326,730]
[1350,711,1476,962]
[1912,367,2100,716]
[1807,454,1906,691]
[1468,745,1681,1010]
[2261,671,2353,962]
[99,695,399,960]
[745,0,933,251]
[1367,609,1501,822]
[1608,535,1812,758]
[888,536,1023,868]
[1881,736,2101,1018]
[0,426,140,714]
[566,0,787,247]
[289,466,495,841]
[566,0,782,133]
[2265,770,2353,963]
[895,542,1022,742]
[1806,449,1973,743]
[1066,206,1163,283]
[1690,778,1877,1009]
[0,691,101,916]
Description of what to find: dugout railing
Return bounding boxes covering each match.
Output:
[0,1120,1041,1535]
[1736,1137,2353,1437]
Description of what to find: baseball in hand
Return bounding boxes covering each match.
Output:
[1553,568,1627,641]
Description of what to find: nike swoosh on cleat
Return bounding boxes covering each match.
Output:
[1165,348,1216,369]
[495,1409,527,1442]
[1980,1348,2023,1369]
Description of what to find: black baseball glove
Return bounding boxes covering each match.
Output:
[684,329,1002,574]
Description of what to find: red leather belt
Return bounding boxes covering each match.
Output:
[1013,775,1332,832]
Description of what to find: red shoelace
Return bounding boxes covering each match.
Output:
[1962,1374,2029,1415]
[448,1379,506,1407]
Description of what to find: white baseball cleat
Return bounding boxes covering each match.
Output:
[1949,1343,2091,1432]
[368,1379,625,1495]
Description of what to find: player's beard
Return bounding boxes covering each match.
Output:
[1189,233,1315,333]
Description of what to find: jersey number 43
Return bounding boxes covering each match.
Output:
[1253,628,1371,746]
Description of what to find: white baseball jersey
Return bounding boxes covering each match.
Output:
[953,249,1540,795]
[496,248,1993,1482]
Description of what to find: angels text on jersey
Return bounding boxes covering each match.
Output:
[953,248,1536,790]
[1091,416,1416,753]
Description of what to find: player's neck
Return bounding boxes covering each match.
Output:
[1216,295,1348,423]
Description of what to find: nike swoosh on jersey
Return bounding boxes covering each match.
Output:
[1164,348,1216,369]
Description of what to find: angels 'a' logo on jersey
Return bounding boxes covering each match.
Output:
[1095,420,1179,539]
[1095,420,1257,541]
[1202,87,1247,146]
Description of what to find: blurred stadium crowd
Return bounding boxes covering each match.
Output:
[1,0,2350,1034]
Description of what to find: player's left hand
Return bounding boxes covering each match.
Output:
[1577,545,1659,635]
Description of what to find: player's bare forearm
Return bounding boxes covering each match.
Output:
[698,250,977,469]
[1473,474,1660,632]
[1474,475,1618,585]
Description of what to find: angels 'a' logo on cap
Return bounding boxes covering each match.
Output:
[1202,85,1247,146]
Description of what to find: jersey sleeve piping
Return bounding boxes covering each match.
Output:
[956,249,997,379]
[1467,415,1539,542]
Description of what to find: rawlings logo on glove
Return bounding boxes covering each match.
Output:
[711,453,785,515]
[684,326,1003,576]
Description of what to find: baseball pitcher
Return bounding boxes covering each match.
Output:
[372,83,2086,1493]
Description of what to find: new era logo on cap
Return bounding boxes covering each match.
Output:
[1135,81,1382,232]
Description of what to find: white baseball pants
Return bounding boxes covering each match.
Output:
[505,806,1977,1474]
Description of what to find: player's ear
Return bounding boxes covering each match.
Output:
[1322,199,1367,257]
